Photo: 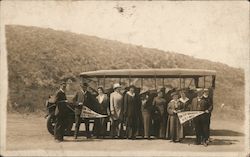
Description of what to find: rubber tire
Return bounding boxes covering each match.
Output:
[47,115,56,135]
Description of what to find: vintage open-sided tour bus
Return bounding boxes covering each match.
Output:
[46,68,216,136]
[79,68,216,91]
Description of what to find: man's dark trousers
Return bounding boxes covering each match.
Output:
[54,114,68,141]
[194,114,209,144]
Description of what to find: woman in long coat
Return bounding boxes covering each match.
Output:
[96,87,109,138]
[124,85,140,139]
[166,92,184,142]
[140,90,153,139]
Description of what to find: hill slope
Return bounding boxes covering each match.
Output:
[5,25,244,120]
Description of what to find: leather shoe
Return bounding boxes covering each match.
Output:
[55,139,63,143]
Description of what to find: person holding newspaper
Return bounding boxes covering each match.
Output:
[166,92,184,142]
[179,89,192,137]
[203,88,213,141]
[191,88,212,146]
[72,82,97,139]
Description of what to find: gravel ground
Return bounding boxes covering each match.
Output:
[3,113,246,156]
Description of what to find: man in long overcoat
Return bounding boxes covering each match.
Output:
[110,83,124,138]
[54,82,69,142]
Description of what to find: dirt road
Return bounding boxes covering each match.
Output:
[5,113,245,155]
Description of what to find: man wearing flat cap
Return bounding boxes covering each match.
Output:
[72,82,97,139]
[54,81,69,142]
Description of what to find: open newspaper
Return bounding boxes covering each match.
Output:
[80,106,108,118]
[177,111,205,124]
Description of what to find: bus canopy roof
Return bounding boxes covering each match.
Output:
[80,68,216,78]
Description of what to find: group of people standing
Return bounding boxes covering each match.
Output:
[53,81,213,147]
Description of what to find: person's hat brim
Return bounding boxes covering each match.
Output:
[157,88,163,93]
[140,90,149,95]
[204,88,209,92]
[196,88,204,93]
[171,92,178,97]
[113,83,121,89]
[81,82,88,87]
[60,82,66,85]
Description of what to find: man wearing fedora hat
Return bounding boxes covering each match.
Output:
[203,88,213,141]
[110,83,124,138]
[72,82,97,139]
[191,88,211,146]
[54,81,69,142]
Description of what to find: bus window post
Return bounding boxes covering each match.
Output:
[103,76,106,89]
[97,78,100,87]
[212,76,216,89]
[203,76,206,88]
[179,77,181,89]
[141,78,143,88]
[194,77,199,88]
[183,78,186,88]
[154,75,157,89]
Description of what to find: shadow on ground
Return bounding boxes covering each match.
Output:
[62,129,243,145]
[64,129,244,137]
[181,137,239,146]
[210,129,244,136]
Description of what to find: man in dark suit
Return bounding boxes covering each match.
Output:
[54,82,69,142]
[73,82,98,139]
[203,88,213,141]
[191,88,213,147]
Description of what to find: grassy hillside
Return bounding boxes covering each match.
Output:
[5,25,244,120]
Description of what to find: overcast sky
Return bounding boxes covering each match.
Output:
[1,1,249,69]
